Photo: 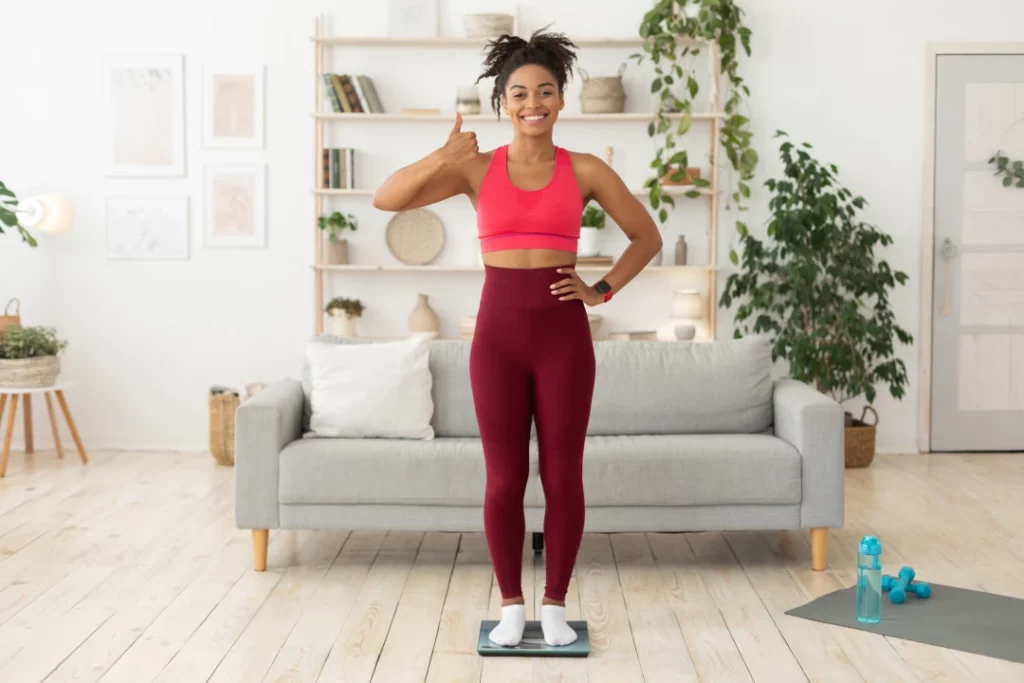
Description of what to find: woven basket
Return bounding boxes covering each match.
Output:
[209,390,240,466]
[579,65,627,114]
[0,298,21,338]
[844,405,878,468]
[0,355,60,388]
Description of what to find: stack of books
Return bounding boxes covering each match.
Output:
[322,148,355,189]
[323,74,384,113]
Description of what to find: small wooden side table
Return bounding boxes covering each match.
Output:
[0,383,88,478]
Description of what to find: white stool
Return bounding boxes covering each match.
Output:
[0,383,88,477]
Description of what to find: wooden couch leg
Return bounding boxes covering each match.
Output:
[811,528,827,570]
[253,529,268,571]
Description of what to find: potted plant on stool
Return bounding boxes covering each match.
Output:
[720,132,913,468]
[318,211,357,265]
[0,326,67,388]
[325,297,365,338]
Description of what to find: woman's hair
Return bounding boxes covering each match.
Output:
[476,27,579,117]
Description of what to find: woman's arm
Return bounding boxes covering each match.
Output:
[551,154,662,305]
[372,113,479,212]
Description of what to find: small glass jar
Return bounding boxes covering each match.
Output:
[456,86,481,115]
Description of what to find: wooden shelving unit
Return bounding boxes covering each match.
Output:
[311,16,723,339]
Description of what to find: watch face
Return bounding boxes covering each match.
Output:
[594,280,611,294]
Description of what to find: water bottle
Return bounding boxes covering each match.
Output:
[856,535,883,623]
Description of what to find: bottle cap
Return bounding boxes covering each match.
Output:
[858,535,882,556]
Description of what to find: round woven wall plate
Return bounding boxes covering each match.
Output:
[386,209,445,265]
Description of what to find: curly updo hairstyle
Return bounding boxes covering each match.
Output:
[475,27,579,118]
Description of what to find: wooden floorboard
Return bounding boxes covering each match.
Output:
[0,449,1017,682]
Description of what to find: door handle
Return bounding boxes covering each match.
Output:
[939,238,958,317]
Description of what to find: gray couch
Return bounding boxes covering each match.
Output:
[235,334,844,572]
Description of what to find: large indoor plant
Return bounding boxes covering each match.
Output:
[0,326,67,387]
[634,0,756,228]
[720,132,913,467]
[0,180,38,247]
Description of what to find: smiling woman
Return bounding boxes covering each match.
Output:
[371,26,661,650]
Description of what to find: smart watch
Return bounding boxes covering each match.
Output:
[593,279,613,303]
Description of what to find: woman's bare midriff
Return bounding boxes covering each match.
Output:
[481,248,577,269]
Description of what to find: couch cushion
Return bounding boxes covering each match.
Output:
[589,335,774,435]
[279,437,545,506]
[581,434,801,505]
[279,433,800,507]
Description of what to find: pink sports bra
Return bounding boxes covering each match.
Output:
[476,145,584,253]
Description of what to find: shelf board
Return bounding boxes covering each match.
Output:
[312,36,707,49]
[313,186,712,197]
[313,264,715,273]
[313,112,725,122]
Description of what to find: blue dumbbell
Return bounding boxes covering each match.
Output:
[881,567,931,603]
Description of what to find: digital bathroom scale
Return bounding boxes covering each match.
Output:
[477,620,590,657]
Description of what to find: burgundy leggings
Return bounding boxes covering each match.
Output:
[469,265,596,602]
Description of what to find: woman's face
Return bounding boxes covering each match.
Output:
[502,64,563,136]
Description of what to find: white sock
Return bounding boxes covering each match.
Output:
[541,604,578,646]
[488,603,526,647]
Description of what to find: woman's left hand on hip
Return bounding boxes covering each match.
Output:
[551,268,603,306]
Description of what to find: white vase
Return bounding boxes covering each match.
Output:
[578,227,599,257]
[329,314,358,337]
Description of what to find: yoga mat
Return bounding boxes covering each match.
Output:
[477,620,590,657]
[785,583,1024,663]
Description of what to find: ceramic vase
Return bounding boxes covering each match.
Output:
[330,313,358,338]
[408,293,440,339]
[324,237,349,265]
[578,227,599,257]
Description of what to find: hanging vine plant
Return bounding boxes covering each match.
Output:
[989,152,1024,188]
[632,0,756,235]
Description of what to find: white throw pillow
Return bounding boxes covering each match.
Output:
[306,336,435,439]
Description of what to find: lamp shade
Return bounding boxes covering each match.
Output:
[19,193,75,234]
[671,289,704,320]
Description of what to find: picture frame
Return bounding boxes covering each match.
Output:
[105,196,190,260]
[202,64,265,148]
[386,0,439,38]
[204,164,267,248]
[100,54,185,177]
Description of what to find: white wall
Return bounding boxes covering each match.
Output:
[4,0,1024,452]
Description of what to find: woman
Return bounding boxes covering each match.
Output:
[373,29,661,647]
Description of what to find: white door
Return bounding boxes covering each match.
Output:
[931,54,1024,451]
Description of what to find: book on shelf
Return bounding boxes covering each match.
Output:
[322,73,384,113]
[322,147,355,189]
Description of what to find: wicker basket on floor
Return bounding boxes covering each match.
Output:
[844,405,878,468]
[209,390,240,466]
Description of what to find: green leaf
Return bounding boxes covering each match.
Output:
[647,122,655,137]
[729,249,738,265]
[687,76,699,98]
[651,77,663,93]
[685,189,700,198]
[658,208,668,223]
[0,208,17,227]
[1004,176,1013,187]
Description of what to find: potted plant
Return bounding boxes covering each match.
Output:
[325,297,365,337]
[579,203,605,257]
[633,1,756,226]
[720,132,913,468]
[0,325,67,388]
[318,211,357,265]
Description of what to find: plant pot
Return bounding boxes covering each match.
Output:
[661,166,701,186]
[324,238,349,265]
[845,405,878,468]
[0,355,61,388]
[328,313,358,338]
[578,226,600,257]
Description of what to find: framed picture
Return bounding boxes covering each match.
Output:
[106,197,189,260]
[100,54,185,177]
[204,164,266,247]
[202,64,265,148]
[387,0,438,37]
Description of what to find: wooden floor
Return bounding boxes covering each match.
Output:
[0,450,1021,683]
